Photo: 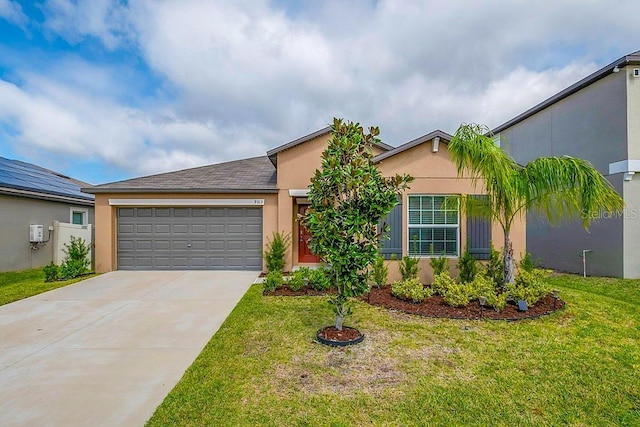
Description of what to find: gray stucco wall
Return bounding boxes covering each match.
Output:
[0,194,95,272]
[499,71,628,277]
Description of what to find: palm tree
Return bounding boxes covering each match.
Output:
[448,123,624,285]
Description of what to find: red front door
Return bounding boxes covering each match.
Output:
[298,205,322,263]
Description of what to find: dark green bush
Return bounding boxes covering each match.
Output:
[309,268,331,291]
[484,244,503,288]
[399,256,420,281]
[429,254,449,276]
[457,250,478,283]
[518,252,537,272]
[287,269,306,291]
[59,236,91,280]
[263,232,291,273]
[391,278,432,303]
[263,271,284,292]
[43,262,59,282]
[371,255,388,288]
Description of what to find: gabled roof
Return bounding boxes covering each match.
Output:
[493,49,640,134]
[373,130,453,162]
[267,126,394,166]
[84,156,277,194]
[0,156,94,204]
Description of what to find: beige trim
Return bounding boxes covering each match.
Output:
[108,198,265,206]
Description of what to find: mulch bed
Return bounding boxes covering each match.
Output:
[317,326,362,342]
[366,286,565,321]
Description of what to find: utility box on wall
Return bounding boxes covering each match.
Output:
[29,225,44,242]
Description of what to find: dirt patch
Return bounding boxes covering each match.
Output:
[366,286,565,321]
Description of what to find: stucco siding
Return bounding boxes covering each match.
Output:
[0,194,95,272]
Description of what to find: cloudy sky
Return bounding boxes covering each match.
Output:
[0,0,639,185]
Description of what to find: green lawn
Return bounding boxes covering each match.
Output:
[0,269,96,306]
[148,274,640,426]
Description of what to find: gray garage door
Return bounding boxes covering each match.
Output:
[117,207,262,270]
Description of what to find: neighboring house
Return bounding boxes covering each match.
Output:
[494,49,640,278]
[84,127,525,284]
[0,156,95,272]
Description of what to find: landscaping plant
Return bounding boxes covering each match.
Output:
[391,278,432,303]
[287,269,306,291]
[506,269,550,305]
[448,123,624,285]
[429,253,449,276]
[431,271,456,296]
[518,252,537,272]
[59,236,91,280]
[43,262,59,282]
[309,268,332,292]
[303,118,412,331]
[399,255,419,281]
[484,244,504,288]
[457,250,478,283]
[263,231,291,273]
[370,255,389,288]
[263,271,284,292]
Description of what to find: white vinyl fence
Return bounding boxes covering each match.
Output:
[52,221,93,267]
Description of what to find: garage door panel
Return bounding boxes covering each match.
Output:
[117,207,262,270]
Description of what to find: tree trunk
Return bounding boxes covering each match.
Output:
[335,313,343,331]
[503,230,515,285]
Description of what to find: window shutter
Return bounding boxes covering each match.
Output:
[379,199,403,260]
[466,196,491,260]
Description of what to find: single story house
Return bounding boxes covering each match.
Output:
[0,156,95,271]
[84,128,525,283]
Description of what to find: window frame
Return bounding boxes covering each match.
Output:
[70,208,88,226]
[407,195,460,258]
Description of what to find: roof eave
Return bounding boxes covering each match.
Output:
[83,187,279,195]
[493,51,640,134]
[1,186,95,206]
[373,130,453,163]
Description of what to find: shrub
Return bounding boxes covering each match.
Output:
[309,268,331,291]
[431,271,457,296]
[466,274,496,300]
[287,269,307,291]
[485,292,507,311]
[43,262,59,282]
[484,244,503,288]
[263,271,284,292]
[263,231,291,273]
[506,269,549,305]
[430,254,449,276]
[59,236,91,280]
[371,255,388,288]
[457,250,478,283]
[519,252,537,272]
[391,278,432,303]
[399,255,420,281]
[443,283,471,307]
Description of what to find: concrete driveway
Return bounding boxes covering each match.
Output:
[0,270,258,426]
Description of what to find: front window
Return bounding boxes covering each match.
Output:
[408,195,459,256]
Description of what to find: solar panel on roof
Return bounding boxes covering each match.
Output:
[0,156,93,200]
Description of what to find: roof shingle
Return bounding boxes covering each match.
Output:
[84,156,277,194]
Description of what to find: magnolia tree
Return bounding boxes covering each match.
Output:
[448,123,624,285]
[304,118,412,331]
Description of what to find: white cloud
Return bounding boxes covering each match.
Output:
[0,0,27,27]
[1,0,639,181]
